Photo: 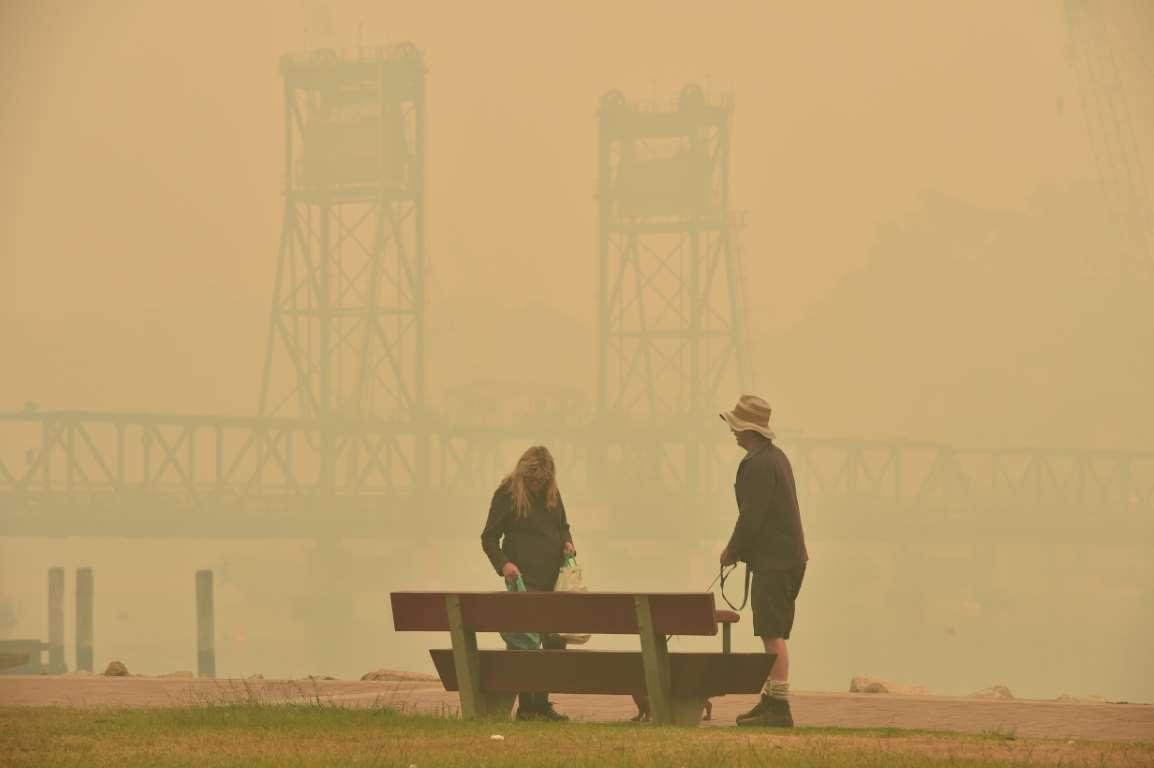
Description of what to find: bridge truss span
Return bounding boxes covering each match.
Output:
[783,437,1154,536]
[1,410,1150,539]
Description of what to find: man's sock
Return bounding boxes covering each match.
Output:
[759,678,790,700]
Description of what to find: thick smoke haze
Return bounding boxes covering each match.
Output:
[1,1,1152,702]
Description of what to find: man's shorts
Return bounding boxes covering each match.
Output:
[751,565,806,639]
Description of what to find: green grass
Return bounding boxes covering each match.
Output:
[1,704,1150,767]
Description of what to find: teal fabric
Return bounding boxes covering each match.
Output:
[501,575,541,650]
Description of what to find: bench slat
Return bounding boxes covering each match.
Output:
[428,649,773,698]
[392,592,719,635]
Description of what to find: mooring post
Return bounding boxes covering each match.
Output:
[196,569,216,678]
[48,567,66,673]
[75,567,93,673]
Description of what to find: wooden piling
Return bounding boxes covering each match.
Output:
[48,568,65,673]
[195,570,215,678]
[75,567,93,673]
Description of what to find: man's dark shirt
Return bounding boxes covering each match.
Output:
[481,485,573,591]
[727,440,808,570]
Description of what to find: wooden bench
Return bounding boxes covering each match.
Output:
[390,591,772,725]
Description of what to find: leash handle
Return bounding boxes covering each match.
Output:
[719,563,750,611]
[668,567,740,643]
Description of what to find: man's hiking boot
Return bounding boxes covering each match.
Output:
[736,695,794,727]
[735,694,772,722]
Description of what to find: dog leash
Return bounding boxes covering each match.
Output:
[666,564,745,642]
[719,563,750,611]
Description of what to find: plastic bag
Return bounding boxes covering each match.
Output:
[500,575,541,650]
[553,556,591,645]
[554,556,585,593]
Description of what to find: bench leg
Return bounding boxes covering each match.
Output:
[670,697,709,726]
[445,595,501,720]
[634,596,673,724]
[479,692,516,719]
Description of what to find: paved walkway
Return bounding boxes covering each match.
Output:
[1,676,1151,743]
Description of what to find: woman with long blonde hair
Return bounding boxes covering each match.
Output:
[481,445,576,721]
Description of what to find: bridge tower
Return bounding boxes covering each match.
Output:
[596,85,750,496]
[1064,0,1154,272]
[260,45,426,424]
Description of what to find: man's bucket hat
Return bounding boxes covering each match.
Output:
[719,394,775,440]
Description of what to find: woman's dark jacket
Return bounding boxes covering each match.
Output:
[481,484,573,591]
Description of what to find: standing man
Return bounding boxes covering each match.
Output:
[718,395,808,727]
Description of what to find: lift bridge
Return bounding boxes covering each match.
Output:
[2,45,1152,544]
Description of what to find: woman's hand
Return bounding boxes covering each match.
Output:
[501,562,521,582]
[563,541,576,558]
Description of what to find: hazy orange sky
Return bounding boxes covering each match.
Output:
[1,0,1150,447]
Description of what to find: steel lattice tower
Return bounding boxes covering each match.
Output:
[596,85,750,493]
[260,45,426,423]
[1065,0,1154,271]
